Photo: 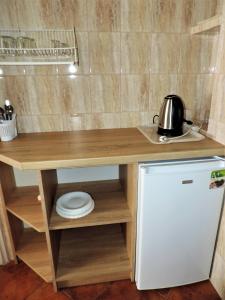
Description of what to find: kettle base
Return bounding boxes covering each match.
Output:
[157,127,183,137]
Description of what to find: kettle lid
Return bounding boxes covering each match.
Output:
[164,94,183,101]
[164,94,184,108]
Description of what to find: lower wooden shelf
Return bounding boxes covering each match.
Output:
[56,224,131,288]
[16,229,52,283]
[6,186,45,232]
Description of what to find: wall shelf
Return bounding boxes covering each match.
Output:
[190,15,222,34]
[50,180,132,230]
[6,186,45,232]
[0,28,79,65]
[56,224,131,288]
[16,229,52,282]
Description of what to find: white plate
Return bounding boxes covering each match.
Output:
[56,199,93,215]
[56,191,94,216]
[56,199,95,219]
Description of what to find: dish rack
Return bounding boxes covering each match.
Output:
[0,28,79,65]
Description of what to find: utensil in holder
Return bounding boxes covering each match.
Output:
[0,114,17,141]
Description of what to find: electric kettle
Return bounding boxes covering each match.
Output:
[153,95,192,137]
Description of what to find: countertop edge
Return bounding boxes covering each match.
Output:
[0,128,224,170]
[7,147,225,170]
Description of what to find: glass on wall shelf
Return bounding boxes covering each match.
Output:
[0,28,79,66]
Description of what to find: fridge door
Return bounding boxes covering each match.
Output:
[136,159,225,290]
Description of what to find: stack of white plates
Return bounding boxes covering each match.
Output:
[56,191,95,219]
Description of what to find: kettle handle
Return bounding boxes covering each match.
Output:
[153,114,159,124]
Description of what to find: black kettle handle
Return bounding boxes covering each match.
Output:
[153,114,159,124]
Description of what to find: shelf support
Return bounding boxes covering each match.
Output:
[190,14,222,34]
[0,162,19,262]
[119,163,138,281]
[38,169,60,291]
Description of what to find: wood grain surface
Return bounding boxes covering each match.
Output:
[38,170,59,291]
[119,164,138,281]
[0,128,223,170]
[0,163,18,262]
[56,224,130,288]
[191,14,221,34]
[16,229,52,283]
[50,180,131,230]
[6,186,45,232]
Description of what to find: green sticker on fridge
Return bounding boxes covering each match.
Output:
[210,169,225,189]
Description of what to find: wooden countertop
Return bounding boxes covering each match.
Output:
[0,128,224,170]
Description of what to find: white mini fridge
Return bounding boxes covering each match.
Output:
[136,157,225,290]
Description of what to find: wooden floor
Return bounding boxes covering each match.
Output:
[0,262,221,300]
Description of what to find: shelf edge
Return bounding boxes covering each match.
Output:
[6,206,45,232]
[49,216,132,230]
[190,14,222,34]
[16,230,52,283]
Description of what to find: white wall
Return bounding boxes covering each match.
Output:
[13,166,119,186]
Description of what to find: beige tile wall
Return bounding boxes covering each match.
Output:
[0,0,219,132]
[208,1,225,299]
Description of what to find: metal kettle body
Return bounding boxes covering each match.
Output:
[157,95,184,137]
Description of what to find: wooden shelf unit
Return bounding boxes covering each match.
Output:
[190,14,222,34]
[50,180,132,230]
[6,186,45,232]
[0,130,224,292]
[56,224,130,288]
[0,162,138,291]
[16,229,52,282]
